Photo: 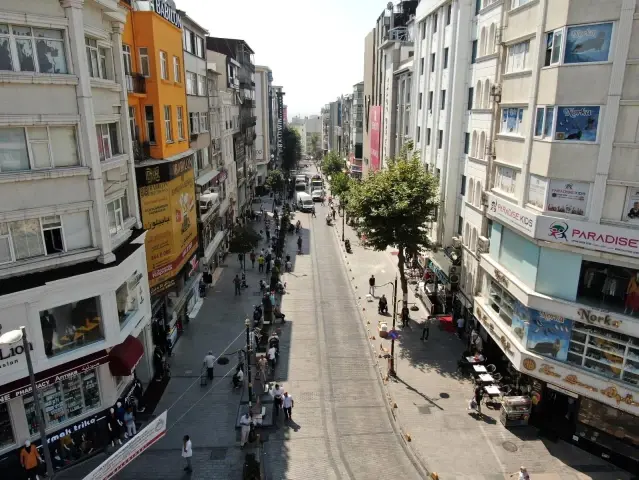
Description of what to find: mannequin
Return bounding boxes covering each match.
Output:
[107,408,123,446]
[115,401,127,438]
[40,310,56,356]
[20,440,42,480]
[625,272,639,315]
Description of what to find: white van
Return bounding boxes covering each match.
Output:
[295,174,307,185]
[296,192,314,212]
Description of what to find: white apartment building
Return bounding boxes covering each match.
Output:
[255,65,272,185]
[0,0,153,474]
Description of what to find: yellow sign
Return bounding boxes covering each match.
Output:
[139,167,197,292]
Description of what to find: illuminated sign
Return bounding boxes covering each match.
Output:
[150,0,182,29]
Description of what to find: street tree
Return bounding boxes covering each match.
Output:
[265,169,285,194]
[329,171,352,201]
[346,142,439,305]
[229,226,261,269]
[309,133,320,160]
[321,151,346,177]
[281,127,302,172]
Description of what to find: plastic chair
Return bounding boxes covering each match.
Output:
[486,364,497,374]
[492,373,502,383]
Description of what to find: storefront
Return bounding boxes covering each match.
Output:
[164,255,202,349]
[418,251,456,315]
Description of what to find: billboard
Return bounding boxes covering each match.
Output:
[369,106,381,171]
[137,157,198,295]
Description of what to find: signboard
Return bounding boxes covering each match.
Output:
[564,23,613,64]
[137,158,198,293]
[536,215,639,257]
[84,410,168,480]
[486,193,538,237]
[0,305,34,379]
[547,180,589,216]
[554,106,600,142]
[527,174,547,210]
[150,0,182,29]
[276,94,284,158]
[369,106,381,171]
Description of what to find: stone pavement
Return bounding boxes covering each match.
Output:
[56,189,424,479]
[332,216,632,480]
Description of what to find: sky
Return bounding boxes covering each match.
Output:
[177,0,386,118]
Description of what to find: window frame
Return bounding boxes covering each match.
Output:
[138,47,150,77]
[164,105,173,143]
[533,105,601,143]
[190,112,199,134]
[159,50,168,80]
[106,195,127,236]
[176,106,185,140]
[499,107,525,136]
[544,22,614,67]
[197,74,206,96]
[438,129,443,149]
[199,112,208,132]
[0,215,72,264]
[85,37,112,80]
[186,71,196,95]
[494,165,518,196]
[173,56,180,82]
[441,89,446,110]
[505,40,530,73]
[511,0,532,10]
[443,47,449,69]
[95,123,121,161]
[0,126,80,172]
[145,105,156,144]
[122,44,132,75]
[430,53,436,72]
[0,24,68,75]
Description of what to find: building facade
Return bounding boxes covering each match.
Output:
[272,86,285,166]
[255,65,272,186]
[0,0,153,475]
[349,82,364,177]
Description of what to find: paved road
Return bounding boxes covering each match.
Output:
[58,183,423,479]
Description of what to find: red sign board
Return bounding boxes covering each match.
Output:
[369,106,381,171]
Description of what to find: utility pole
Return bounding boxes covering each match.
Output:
[389,276,398,376]
[244,319,253,406]
[341,201,346,242]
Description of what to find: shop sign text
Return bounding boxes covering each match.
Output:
[150,0,182,29]
[46,415,106,444]
[577,308,621,328]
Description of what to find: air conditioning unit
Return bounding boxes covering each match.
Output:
[481,192,489,207]
[477,236,490,254]
[451,236,462,248]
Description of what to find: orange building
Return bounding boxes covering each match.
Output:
[121,0,199,348]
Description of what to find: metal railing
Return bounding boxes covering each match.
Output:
[132,140,151,161]
[125,74,146,94]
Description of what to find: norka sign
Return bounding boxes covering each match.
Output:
[150,0,182,29]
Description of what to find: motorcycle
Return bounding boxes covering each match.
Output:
[344,239,352,254]
[326,215,332,226]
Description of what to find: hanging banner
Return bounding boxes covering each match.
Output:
[369,106,381,171]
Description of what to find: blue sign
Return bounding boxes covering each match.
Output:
[555,106,600,142]
[427,260,449,284]
[564,23,613,64]
[525,309,573,362]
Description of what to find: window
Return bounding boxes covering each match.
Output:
[24,369,101,434]
[117,272,140,327]
[494,165,517,195]
[199,112,208,132]
[41,215,64,254]
[173,56,180,82]
[85,38,111,80]
[186,71,196,95]
[464,132,470,154]
[433,13,438,33]
[420,57,424,75]
[196,147,209,170]
[176,106,185,140]
[139,47,150,76]
[443,48,449,68]
[195,36,204,58]
[486,280,516,328]
[441,90,446,110]
[428,91,433,111]
[545,29,563,66]
[475,0,482,15]
[129,106,137,140]
[418,92,423,109]
[545,23,613,67]
[107,196,128,235]
[159,51,168,80]
[446,4,452,25]
[500,107,524,135]
[534,105,600,142]
[457,216,463,235]
[426,128,431,145]
[96,123,121,161]
[0,403,14,449]
[471,40,478,63]
[460,175,467,196]
[506,40,530,73]
[122,44,132,75]
[421,22,426,40]
[467,87,474,110]
[438,129,443,149]
[0,24,67,74]
[430,53,436,72]
[511,0,531,9]
[197,75,206,96]
[417,126,421,142]
[190,112,199,134]
[0,126,78,172]
[164,106,173,142]
[183,28,193,54]
[145,105,156,144]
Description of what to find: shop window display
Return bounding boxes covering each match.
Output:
[577,260,639,318]
[116,274,140,327]
[39,297,104,357]
[0,402,15,449]
[24,370,101,435]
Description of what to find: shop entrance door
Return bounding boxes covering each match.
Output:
[542,388,578,437]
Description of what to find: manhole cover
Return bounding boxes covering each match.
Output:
[502,441,518,452]
[417,405,431,414]
[209,447,228,460]
[439,392,450,399]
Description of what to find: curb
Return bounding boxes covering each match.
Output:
[331,222,431,479]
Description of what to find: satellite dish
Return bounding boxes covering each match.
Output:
[387,2,394,10]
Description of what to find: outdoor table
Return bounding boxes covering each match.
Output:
[472,365,487,373]
[484,385,501,397]
[466,356,485,364]
[478,374,495,383]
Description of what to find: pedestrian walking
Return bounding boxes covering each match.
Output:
[233,275,241,296]
[474,384,483,414]
[421,316,432,341]
[238,252,244,267]
[20,441,42,480]
[239,412,253,447]
[124,407,137,437]
[257,355,267,383]
[332,208,336,220]
[266,228,271,240]
[258,254,265,273]
[271,383,284,418]
[265,253,272,274]
[182,435,193,472]
[456,316,465,338]
[203,351,216,380]
[368,275,376,296]
[250,251,256,268]
[311,206,316,218]
[282,392,294,420]
[267,344,277,372]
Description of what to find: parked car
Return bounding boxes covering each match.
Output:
[311,190,324,202]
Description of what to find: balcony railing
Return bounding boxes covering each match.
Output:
[125,74,146,94]
[132,139,151,161]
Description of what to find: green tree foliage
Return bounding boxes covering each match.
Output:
[346,142,439,303]
[329,172,352,200]
[228,226,261,255]
[310,133,320,160]
[321,151,346,177]
[281,127,302,172]
[265,169,285,193]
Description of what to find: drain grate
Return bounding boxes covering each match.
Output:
[417,405,431,415]
[209,447,228,460]
[502,441,518,452]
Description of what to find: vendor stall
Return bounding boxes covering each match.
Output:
[500,396,532,427]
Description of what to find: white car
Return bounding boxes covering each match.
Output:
[311,190,324,202]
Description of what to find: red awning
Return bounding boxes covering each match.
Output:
[108,335,144,377]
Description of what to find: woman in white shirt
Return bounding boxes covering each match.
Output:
[182,435,193,472]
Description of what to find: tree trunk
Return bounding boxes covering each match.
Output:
[397,245,409,306]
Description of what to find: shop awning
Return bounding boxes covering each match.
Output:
[108,335,144,377]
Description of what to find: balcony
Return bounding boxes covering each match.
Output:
[125,74,146,95]
[132,139,151,161]
[246,132,256,145]
[241,116,257,130]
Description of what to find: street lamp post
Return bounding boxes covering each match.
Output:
[244,319,253,407]
[341,202,346,242]
[389,276,398,376]
[0,327,54,478]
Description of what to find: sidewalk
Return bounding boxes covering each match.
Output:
[332,217,631,480]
